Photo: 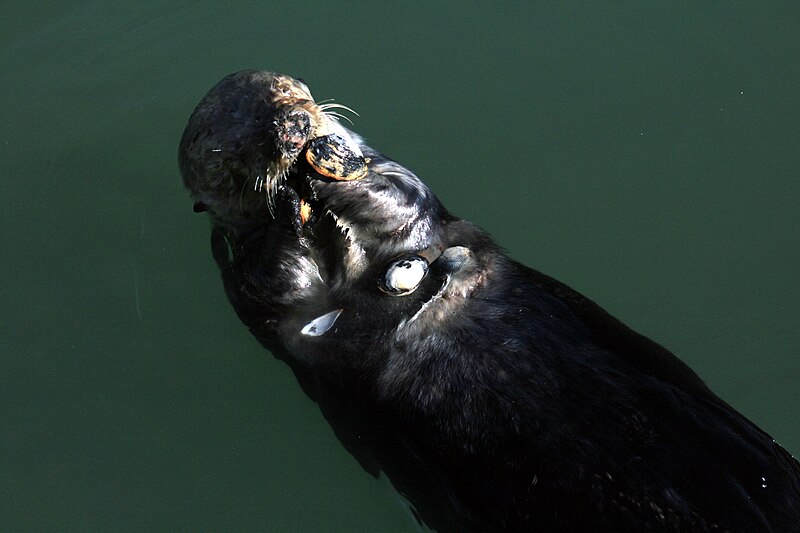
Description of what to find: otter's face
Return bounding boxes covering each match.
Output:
[179,71,460,372]
[179,71,365,226]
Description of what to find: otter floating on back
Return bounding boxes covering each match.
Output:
[179,70,800,532]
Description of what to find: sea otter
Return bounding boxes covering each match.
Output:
[179,70,800,532]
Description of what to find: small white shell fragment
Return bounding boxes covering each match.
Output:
[301,308,343,336]
[382,256,428,296]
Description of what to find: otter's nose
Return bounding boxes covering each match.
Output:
[274,108,312,161]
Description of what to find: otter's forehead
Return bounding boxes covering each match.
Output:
[217,70,314,106]
[267,72,314,103]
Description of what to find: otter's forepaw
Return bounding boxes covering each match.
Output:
[274,185,304,236]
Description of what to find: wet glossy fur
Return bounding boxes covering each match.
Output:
[181,71,800,532]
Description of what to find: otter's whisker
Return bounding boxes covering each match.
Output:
[265,174,276,218]
[319,102,360,117]
[323,110,354,125]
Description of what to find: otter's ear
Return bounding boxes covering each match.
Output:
[193,201,209,213]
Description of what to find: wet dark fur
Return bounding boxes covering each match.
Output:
[182,71,800,532]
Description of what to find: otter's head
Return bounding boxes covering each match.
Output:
[179,69,447,271]
[179,71,368,225]
[179,71,470,369]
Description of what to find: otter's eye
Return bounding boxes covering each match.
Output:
[380,256,428,296]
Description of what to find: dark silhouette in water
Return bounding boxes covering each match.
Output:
[180,70,800,532]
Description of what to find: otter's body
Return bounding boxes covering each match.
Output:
[180,71,800,532]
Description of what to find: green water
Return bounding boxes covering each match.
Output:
[2,2,798,531]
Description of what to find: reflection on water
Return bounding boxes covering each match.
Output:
[1,1,798,530]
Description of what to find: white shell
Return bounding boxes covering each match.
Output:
[300,308,343,336]
[381,256,428,296]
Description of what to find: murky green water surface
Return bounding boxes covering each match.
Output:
[2,2,798,531]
